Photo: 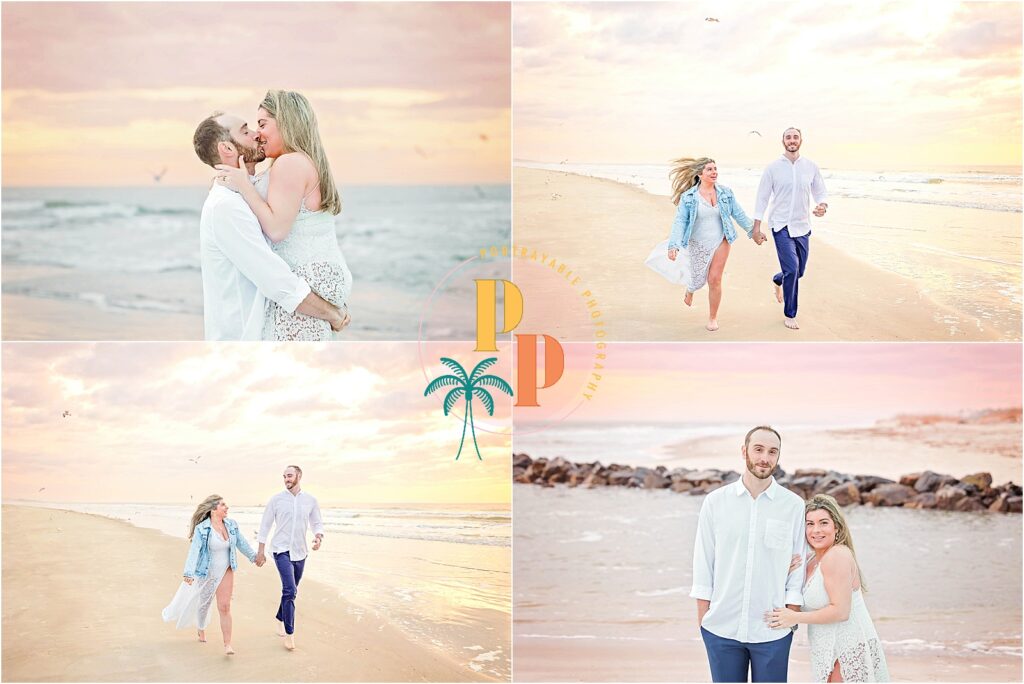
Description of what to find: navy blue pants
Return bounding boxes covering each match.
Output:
[700,627,793,683]
[273,551,305,635]
[771,226,810,319]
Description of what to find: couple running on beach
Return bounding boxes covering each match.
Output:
[646,127,827,332]
[162,466,323,655]
[193,90,353,341]
[693,426,890,682]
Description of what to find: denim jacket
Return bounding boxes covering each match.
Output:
[667,183,754,250]
[182,518,257,579]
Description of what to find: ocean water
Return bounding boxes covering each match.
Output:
[1,184,511,340]
[514,485,1022,670]
[29,501,511,679]
[520,161,1022,340]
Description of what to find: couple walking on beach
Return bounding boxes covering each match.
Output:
[194,90,353,341]
[692,426,890,682]
[161,466,324,655]
[646,128,828,332]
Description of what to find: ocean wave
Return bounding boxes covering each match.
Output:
[327,526,509,547]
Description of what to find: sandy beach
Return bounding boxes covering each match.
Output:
[1,505,490,682]
[512,167,1007,342]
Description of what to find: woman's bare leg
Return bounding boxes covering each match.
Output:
[827,659,844,682]
[216,569,235,654]
[706,239,731,330]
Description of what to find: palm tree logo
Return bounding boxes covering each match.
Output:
[423,357,513,460]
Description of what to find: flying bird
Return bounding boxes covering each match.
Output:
[559,158,569,165]
[150,167,168,183]
[62,411,71,418]
[748,130,762,137]
[38,487,46,493]
[188,456,202,464]
[705,17,720,23]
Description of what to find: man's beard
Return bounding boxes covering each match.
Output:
[237,140,266,164]
[745,455,775,480]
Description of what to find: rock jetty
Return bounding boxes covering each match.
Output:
[513,454,1022,513]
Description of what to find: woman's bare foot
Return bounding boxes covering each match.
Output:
[774,283,783,303]
[283,635,296,651]
[706,320,719,332]
[684,291,694,307]
[224,644,235,656]
[784,317,800,330]
[197,630,207,643]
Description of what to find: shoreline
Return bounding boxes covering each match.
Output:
[512,167,1008,341]
[1,505,494,682]
[513,454,1022,514]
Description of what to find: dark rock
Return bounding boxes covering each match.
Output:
[854,475,896,492]
[862,484,917,507]
[683,469,723,484]
[723,471,740,484]
[771,465,786,479]
[1007,496,1023,513]
[935,484,968,510]
[906,492,938,509]
[643,472,670,489]
[794,468,828,478]
[826,483,861,506]
[671,481,694,493]
[513,453,532,469]
[988,494,1010,513]
[899,472,922,487]
[583,473,608,488]
[954,497,985,512]
[608,470,635,486]
[914,471,958,493]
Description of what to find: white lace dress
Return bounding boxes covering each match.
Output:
[644,193,725,291]
[254,175,353,341]
[161,530,230,630]
[804,566,890,682]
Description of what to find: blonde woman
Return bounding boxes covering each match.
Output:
[216,90,353,340]
[766,495,890,682]
[162,495,261,655]
[645,158,762,332]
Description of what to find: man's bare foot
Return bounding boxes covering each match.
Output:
[224,644,235,656]
[684,291,694,307]
[784,317,800,330]
[284,635,296,651]
[706,320,719,332]
[276,620,286,637]
[773,283,783,303]
[197,630,207,643]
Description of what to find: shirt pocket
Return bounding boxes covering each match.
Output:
[764,518,790,550]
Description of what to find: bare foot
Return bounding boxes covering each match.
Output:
[276,620,286,637]
[224,644,235,656]
[784,317,800,330]
[197,630,207,643]
[773,282,783,303]
[683,291,694,307]
[284,635,296,651]
[706,320,719,332]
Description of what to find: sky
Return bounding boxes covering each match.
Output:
[514,0,1022,169]
[2,343,512,505]
[1,2,510,186]
[516,342,1022,426]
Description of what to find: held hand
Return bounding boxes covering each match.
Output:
[214,155,250,192]
[765,607,799,629]
[183,576,194,585]
[752,230,766,245]
[329,306,351,333]
[255,552,266,567]
[667,248,678,262]
[813,203,827,217]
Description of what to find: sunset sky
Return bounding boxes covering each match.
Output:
[517,342,1021,425]
[2,2,510,186]
[2,343,511,505]
[514,0,1022,169]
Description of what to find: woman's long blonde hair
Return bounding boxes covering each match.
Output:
[188,494,222,541]
[669,156,714,206]
[806,494,867,591]
[260,90,342,215]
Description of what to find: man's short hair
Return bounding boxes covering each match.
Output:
[286,465,303,477]
[782,127,802,138]
[193,112,231,167]
[744,425,782,449]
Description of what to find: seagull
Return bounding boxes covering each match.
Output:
[559,158,568,165]
[188,455,202,464]
[38,487,46,493]
[748,130,762,137]
[150,167,168,183]
[705,17,720,23]
[62,411,71,418]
